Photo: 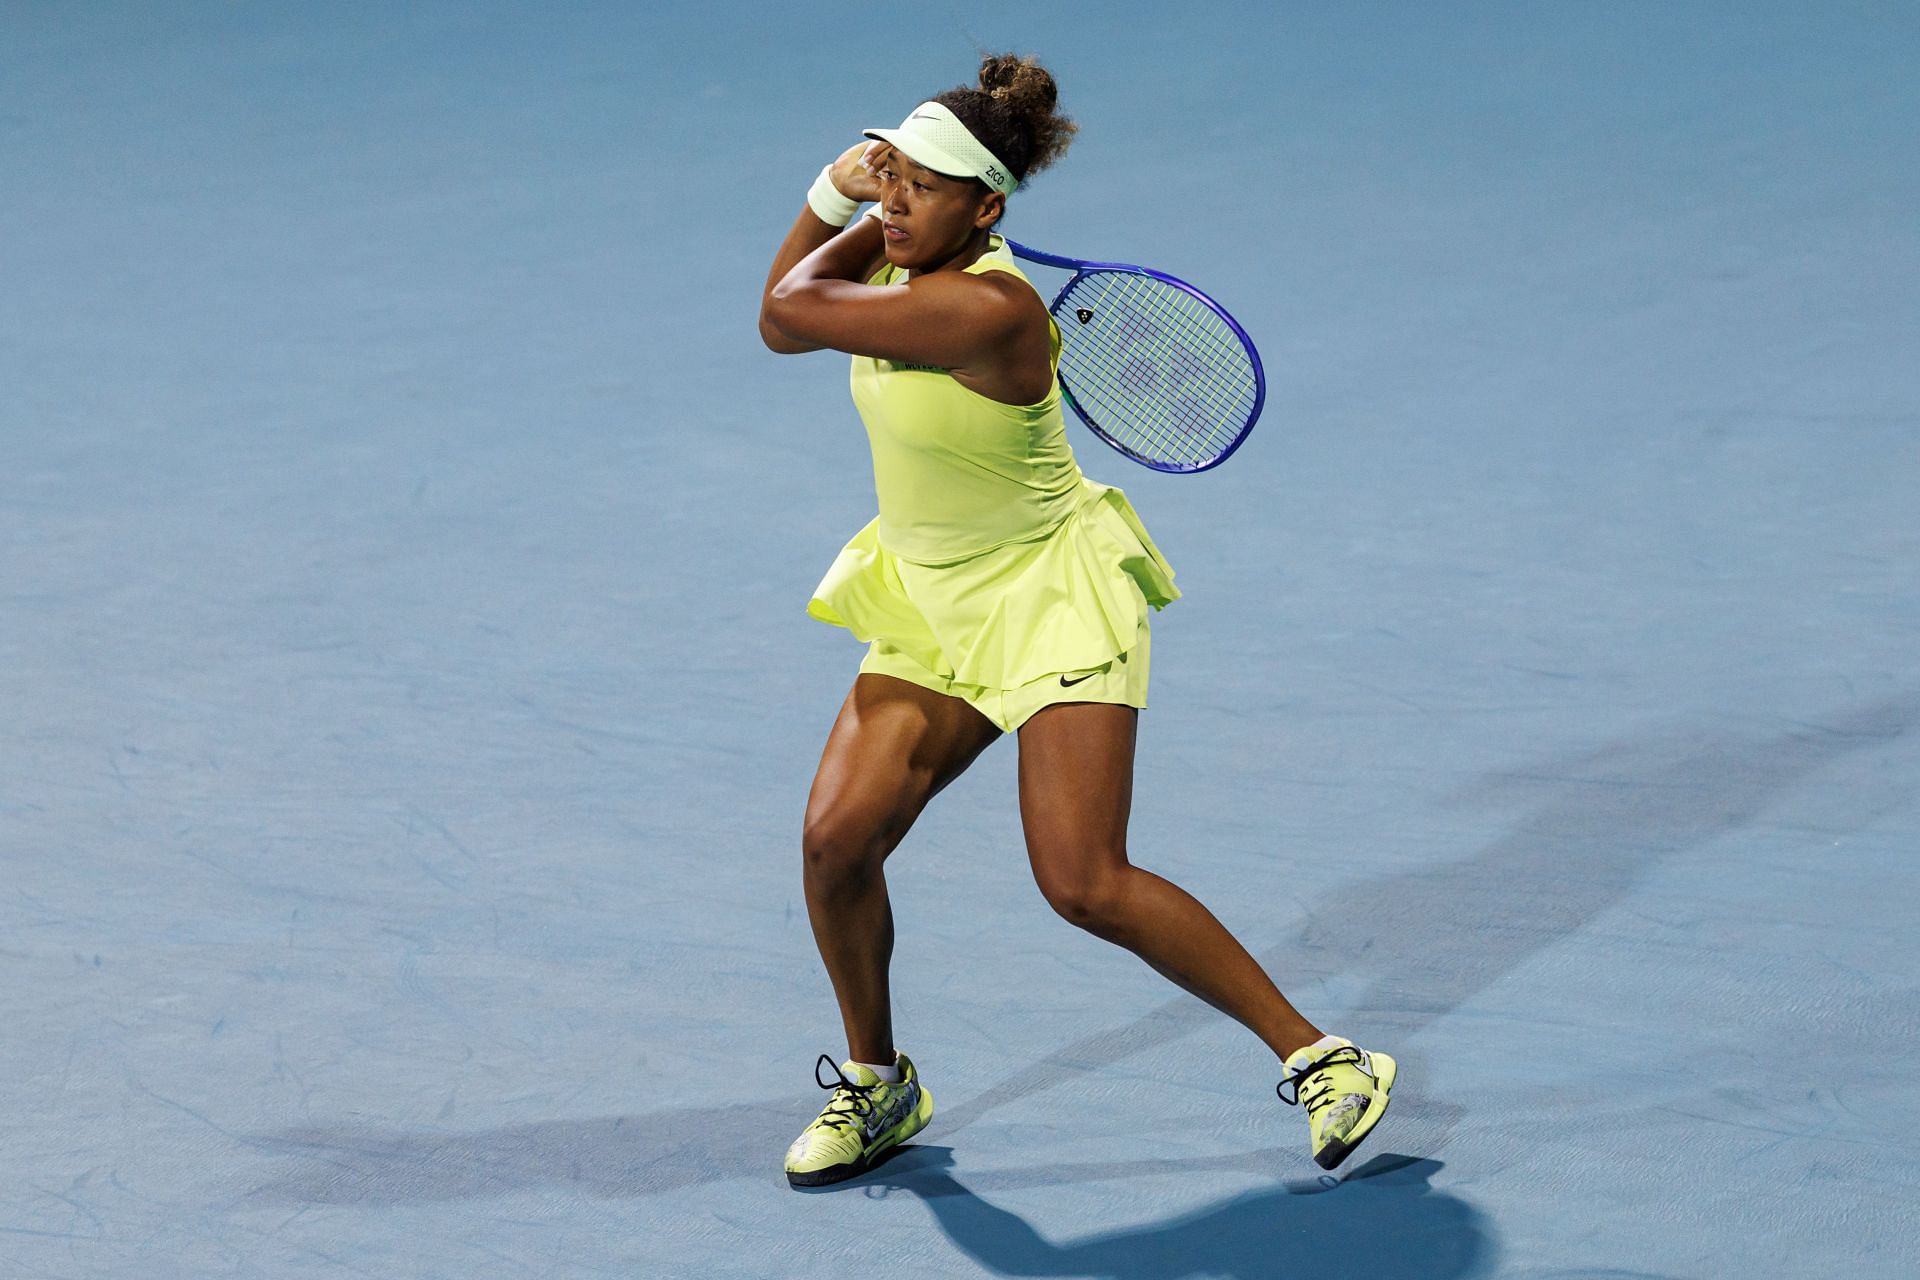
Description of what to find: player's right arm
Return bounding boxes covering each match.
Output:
[760,144,887,354]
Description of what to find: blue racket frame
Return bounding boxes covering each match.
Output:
[1006,239,1267,474]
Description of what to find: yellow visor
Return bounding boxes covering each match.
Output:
[863,101,1018,196]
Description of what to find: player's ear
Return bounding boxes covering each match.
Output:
[973,190,1005,230]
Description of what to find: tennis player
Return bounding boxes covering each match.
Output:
[759,54,1394,1187]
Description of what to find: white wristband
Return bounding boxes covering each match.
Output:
[807,164,859,227]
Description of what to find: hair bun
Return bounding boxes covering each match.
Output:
[931,52,1076,184]
[979,52,1058,114]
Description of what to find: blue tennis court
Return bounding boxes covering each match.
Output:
[4,2,1916,1276]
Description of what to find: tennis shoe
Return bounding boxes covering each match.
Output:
[1278,1036,1396,1170]
[784,1052,933,1188]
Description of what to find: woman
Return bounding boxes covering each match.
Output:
[758,54,1394,1188]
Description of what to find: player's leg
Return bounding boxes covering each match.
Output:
[1015,701,1323,1057]
[788,670,1000,1187]
[1016,701,1395,1169]
[802,671,1000,1065]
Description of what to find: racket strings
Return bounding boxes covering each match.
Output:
[1074,283,1253,463]
[1053,271,1258,469]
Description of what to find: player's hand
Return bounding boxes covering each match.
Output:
[828,141,887,205]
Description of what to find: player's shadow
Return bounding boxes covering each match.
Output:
[242,695,1914,1212]
[853,1146,1493,1280]
[939,694,1920,1136]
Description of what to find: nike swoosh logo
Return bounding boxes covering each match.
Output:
[864,1084,916,1139]
[1059,671,1098,687]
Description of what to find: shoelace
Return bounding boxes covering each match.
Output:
[810,1053,881,1132]
[1275,1045,1365,1117]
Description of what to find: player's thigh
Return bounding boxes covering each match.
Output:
[804,673,1002,859]
[1016,701,1139,891]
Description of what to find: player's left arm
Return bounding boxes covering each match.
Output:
[764,227,1028,371]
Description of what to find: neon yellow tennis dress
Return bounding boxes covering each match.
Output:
[806,233,1179,731]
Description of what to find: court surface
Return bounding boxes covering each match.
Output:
[4,3,1916,1276]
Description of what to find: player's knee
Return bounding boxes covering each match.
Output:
[1035,861,1130,934]
[801,807,896,886]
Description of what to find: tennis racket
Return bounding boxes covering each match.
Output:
[1005,239,1265,474]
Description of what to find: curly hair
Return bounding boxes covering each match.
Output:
[932,52,1077,186]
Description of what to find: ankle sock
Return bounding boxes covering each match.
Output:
[855,1056,902,1084]
[1287,1034,1348,1065]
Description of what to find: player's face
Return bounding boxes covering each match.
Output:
[873,149,1001,270]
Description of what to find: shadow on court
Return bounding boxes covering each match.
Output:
[939,694,1920,1136]
[242,1106,1443,1206]
[848,1147,1493,1280]
[244,697,1915,1213]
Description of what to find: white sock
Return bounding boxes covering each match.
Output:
[1289,1034,1348,1064]
[855,1056,902,1084]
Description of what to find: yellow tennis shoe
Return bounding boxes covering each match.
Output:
[784,1052,934,1188]
[1278,1036,1397,1170]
